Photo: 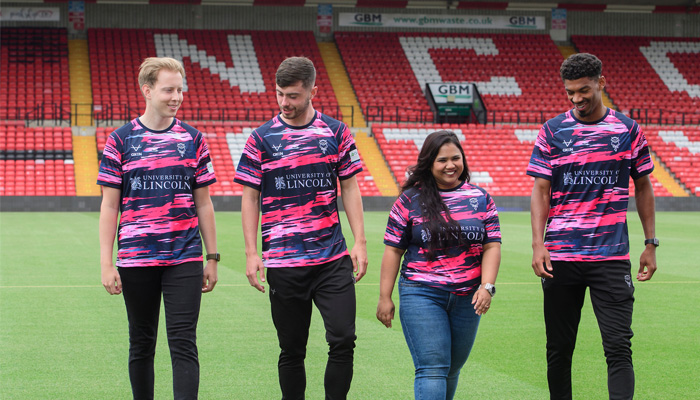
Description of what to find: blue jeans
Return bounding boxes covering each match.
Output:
[398,276,481,400]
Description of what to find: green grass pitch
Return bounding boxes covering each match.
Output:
[1,211,699,399]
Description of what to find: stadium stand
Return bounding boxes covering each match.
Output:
[335,32,570,124]
[88,29,341,123]
[373,122,672,197]
[0,27,70,122]
[644,126,700,195]
[0,122,75,196]
[572,35,700,125]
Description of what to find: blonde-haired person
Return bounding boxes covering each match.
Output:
[98,57,219,399]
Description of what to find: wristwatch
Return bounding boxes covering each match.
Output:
[206,253,221,262]
[644,238,659,247]
[479,283,496,297]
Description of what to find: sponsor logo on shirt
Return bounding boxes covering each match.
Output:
[562,138,574,153]
[274,172,334,191]
[272,143,284,157]
[563,169,620,186]
[129,174,193,191]
[349,149,360,162]
[207,162,215,174]
[130,144,143,156]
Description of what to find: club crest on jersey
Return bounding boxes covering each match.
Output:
[275,176,286,190]
[611,136,620,152]
[130,177,143,190]
[319,139,328,154]
[421,229,431,243]
[469,197,479,211]
[177,143,187,158]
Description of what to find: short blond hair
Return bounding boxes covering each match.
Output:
[138,57,185,88]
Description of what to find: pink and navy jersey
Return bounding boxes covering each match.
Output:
[97,118,216,268]
[526,108,654,262]
[384,182,501,295]
[234,111,362,268]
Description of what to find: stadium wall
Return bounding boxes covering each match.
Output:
[2,2,698,38]
[1,196,698,212]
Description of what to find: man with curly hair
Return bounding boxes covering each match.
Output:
[527,53,658,400]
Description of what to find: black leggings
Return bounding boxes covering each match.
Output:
[119,262,203,400]
[267,255,357,400]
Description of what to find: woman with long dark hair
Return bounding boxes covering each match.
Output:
[377,130,501,399]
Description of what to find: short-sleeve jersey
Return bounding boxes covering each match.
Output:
[383,182,501,295]
[97,118,216,267]
[234,111,362,268]
[526,109,654,262]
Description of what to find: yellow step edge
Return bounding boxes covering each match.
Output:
[72,136,101,196]
[354,131,399,197]
[650,153,688,197]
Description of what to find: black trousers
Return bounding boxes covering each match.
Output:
[119,262,203,400]
[542,260,635,400]
[267,255,357,400]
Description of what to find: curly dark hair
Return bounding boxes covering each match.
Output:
[560,53,602,81]
[401,130,470,260]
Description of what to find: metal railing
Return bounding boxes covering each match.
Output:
[2,103,699,128]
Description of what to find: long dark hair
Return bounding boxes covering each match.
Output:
[401,130,471,259]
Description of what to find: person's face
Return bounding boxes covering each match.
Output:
[276,81,317,125]
[142,69,184,120]
[564,75,606,121]
[431,142,464,190]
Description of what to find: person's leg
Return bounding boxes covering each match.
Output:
[398,276,452,400]
[543,262,587,400]
[445,291,481,400]
[268,266,314,400]
[162,262,203,400]
[587,260,635,400]
[120,266,163,400]
[311,256,357,400]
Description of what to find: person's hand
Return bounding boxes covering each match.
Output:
[637,246,657,281]
[531,243,553,279]
[472,288,492,316]
[101,265,122,295]
[350,241,368,282]
[202,260,218,293]
[376,297,395,328]
[245,254,266,293]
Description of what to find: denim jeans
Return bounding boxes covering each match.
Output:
[398,276,481,400]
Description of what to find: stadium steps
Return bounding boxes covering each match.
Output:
[650,153,689,197]
[317,42,367,128]
[68,40,94,127]
[557,45,616,110]
[72,132,101,196]
[352,129,399,197]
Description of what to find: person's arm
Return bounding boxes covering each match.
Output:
[376,245,405,328]
[634,175,657,281]
[340,175,368,282]
[472,242,501,316]
[241,185,265,293]
[99,186,122,295]
[194,186,218,293]
[531,177,553,278]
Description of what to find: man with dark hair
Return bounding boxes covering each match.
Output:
[527,52,658,400]
[235,56,368,400]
